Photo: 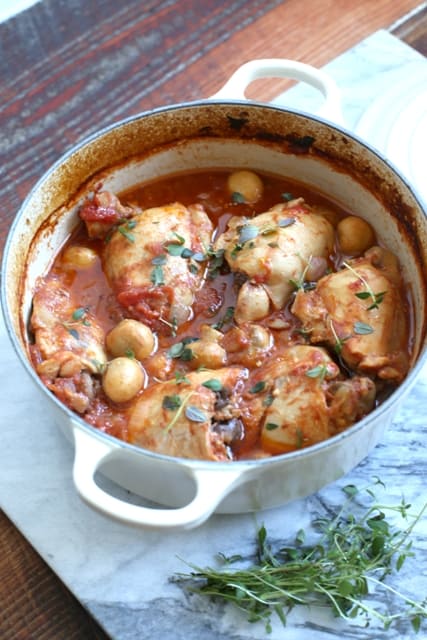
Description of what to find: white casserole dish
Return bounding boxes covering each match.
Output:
[2,60,427,529]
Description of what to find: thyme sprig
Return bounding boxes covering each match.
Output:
[62,306,91,339]
[289,255,314,292]
[329,318,352,355]
[343,261,387,310]
[174,481,426,634]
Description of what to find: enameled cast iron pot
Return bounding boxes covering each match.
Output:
[2,60,427,529]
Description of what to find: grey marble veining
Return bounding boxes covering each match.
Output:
[1,30,426,640]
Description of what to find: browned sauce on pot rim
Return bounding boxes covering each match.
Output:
[29,169,412,461]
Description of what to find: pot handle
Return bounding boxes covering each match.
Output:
[210,58,344,125]
[72,428,245,529]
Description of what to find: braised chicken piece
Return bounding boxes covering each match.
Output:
[127,367,247,461]
[244,345,376,455]
[222,323,274,368]
[79,190,136,239]
[291,246,409,382]
[30,274,107,413]
[214,198,334,323]
[102,202,213,333]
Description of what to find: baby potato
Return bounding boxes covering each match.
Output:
[106,319,156,361]
[62,245,98,269]
[227,170,264,203]
[102,357,145,403]
[337,216,375,255]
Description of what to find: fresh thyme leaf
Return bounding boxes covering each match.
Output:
[151,254,167,266]
[230,243,243,259]
[212,306,234,330]
[164,391,194,432]
[180,347,194,361]
[162,395,182,410]
[231,191,246,203]
[207,248,225,279]
[125,348,135,359]
[191,252,206,262]
[367,291,387,310]
[249,381,266,394]
[343,484,359,498]
[174,371,190,385]
[168,342,185,358]
[175,483,427,634]
[167,338,197,361]
[238,224,259,244]
[185,405,208,422]
[90,358,106,374]
[118,223,135,243]
[289,256,313,291]
[355,291,371,300]
[262,394,274,407]
[166,243,186,256]
[265,422,279,430]
[201,379,223,392]
[344,262,387,310]
[329,319,351,355]
[72,307,87,321]
[354,321,374,335]
[151,264,165,286]
[306,364,328,380]
[281,192,294,201]
[278,217,296,227]
[172,231,185,244]
[67,327,79,340]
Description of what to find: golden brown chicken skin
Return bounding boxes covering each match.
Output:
[214,198,334,324]
[291,246,410,382]
[239,345,376,455]
[30,274,107,413]
[102,202,213,333]
[127,367,248,461]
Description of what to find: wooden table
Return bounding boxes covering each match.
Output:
[0,1,426,638]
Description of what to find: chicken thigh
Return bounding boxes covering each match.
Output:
[102,202,213,333]
[291,246,410,382]
[31,274,107,412]
[127,366,247,461]
[214,198,334,323]
[245,345,376,455]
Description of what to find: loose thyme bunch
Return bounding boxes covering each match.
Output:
[175,480,426,633]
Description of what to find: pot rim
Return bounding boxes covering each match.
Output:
[2,97,427,470]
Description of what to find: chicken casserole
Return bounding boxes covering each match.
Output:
[29,169,412,461]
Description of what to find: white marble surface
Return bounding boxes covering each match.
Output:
[1,30,427,640]
[0,0,40,23]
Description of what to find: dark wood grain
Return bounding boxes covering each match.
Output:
[392,3,427,54]
[0,0,423,254]
[0,1,425,639]
[0,510,109,639]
